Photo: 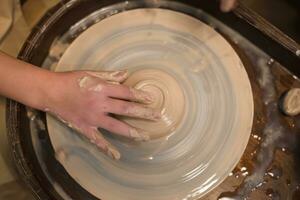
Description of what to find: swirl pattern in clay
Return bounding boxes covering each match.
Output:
[47,8,253,200]
[122,69,185,139]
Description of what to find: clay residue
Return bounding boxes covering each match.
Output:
[88,84,103,92]
[282,88,300,116]
[106,144,121,160]
[78,76,104,92]
[129,128,150,142]
[78,76,91,88]
[125,105,161,121]
[219,57,298,199]
[130,87,154,104]
[87,70,128,82]
[122,69,186,139]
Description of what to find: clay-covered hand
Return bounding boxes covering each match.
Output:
[47,70,160,159]
[220,0,238,12]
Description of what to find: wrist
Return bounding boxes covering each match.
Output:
[41,71,84,113]
[30,70,59,111]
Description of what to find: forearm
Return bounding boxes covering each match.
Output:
[0,52,55,110]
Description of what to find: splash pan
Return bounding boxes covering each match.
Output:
[47,8,253,200]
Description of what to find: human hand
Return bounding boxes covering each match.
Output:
[220,0,238,12]
[46,70,160,159]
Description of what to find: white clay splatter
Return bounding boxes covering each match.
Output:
[78,76,91,88]
[88,84,103,92]
[129,128,150,142]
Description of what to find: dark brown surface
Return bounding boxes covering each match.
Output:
[234,2,300,58]
[202,50,300,199]
[244,0,300,44]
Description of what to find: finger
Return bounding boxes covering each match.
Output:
[86,70,128,82]
[220,0,238,12]
[99,116,150,141]
[107,98,161,121]
[54,114,121,159]
[81,126,121,159]
[105,83,153,104]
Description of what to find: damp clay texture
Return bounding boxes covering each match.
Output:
[46,9,253,200]
[122,69,185,139]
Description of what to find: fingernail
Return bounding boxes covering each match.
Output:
[129,128,150,142]
[106,144,121,160]
[132,88,154,104]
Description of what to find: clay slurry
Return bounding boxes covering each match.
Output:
[122,69,185,139]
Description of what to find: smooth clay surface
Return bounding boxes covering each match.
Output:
[47,9,254,200]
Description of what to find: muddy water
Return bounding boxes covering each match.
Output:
[209,29,300,200]
[217,58,300,200]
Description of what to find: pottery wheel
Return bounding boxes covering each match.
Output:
[47,9,254,200]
